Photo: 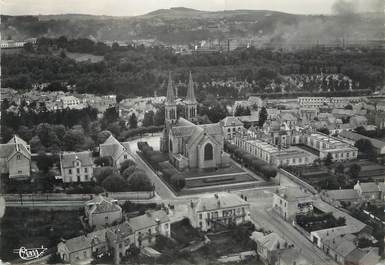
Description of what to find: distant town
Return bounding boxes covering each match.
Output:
[0,6,384,265]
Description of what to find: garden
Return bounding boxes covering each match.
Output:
[0,208,84,262]
[295,207,346,233]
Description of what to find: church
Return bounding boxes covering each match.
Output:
[160,72,230,171]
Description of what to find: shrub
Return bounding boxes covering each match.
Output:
[122,165,136,180]
[170,173,186,191]
[119,159,136,174]
[101,175,129,192]
[93,166,114,184]
[127,172,153,191]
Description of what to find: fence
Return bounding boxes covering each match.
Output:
[4,191,155,202]
[278,169,317,194]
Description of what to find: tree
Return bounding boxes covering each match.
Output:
[102,175,129,192]
[153,107,165,126]
[119,159,136,174]
[355,139,376,160]
[335,164,345,175]
[63,129,85,151]
[258,107,268,127]
[129,113,138,129]
[318,127,330,135]
[142,110,155,127]
[127,172,152,191]
[94,156,113,167]
[234,105,251,116]
[94,166,114,184]
[348,164,361,179]
[170,173,186,191]
[344,104,353,110]
[324,152,333,166]
[97,130,111,144]
[122,165,136,180]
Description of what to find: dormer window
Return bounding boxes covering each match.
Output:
[16,155,21,160]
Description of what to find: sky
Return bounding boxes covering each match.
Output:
[2,0,383,16]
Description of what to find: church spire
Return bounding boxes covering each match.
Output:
[166,72,175,104]
[185,71,197,104]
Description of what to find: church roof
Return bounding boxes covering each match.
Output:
[185,72,197,104]
[166,72,175,104]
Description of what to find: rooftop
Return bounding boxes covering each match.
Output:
[194,192,249,212]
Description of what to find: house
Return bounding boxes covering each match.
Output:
[128,209,171,248]
[272,187,313,221]
[84,195,122,229]
[60,151,94,183]
[321,189,360,206]
[58,209,170,264]
[353,181,381,201]
[322,233,357,264]
[220,116,243,140]
[57,228,108,264]
[188,192,250,232]
[99,135,133,169]
[339,130,385,155]
[60,95,85,109]
[278,248,309,265]
[0,135,31,179]
[345,247,381,265]
[250,231,288,265]
[160,72,230,170]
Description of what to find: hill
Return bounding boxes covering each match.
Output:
[1,8,383,47]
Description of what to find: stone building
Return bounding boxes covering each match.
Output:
[160,72,230,170]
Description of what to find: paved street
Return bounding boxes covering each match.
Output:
[248,191,338,265]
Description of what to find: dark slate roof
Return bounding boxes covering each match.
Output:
[61,151,93,168]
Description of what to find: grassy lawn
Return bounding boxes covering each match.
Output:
[183,161,245,178]
[170,218,204,246]
[0,208,83,262]
[185,174,256,188]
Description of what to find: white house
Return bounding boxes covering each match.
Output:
[187,193,250,232]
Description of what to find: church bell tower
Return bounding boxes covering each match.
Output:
[165,72,177,124]
[184,72,198,122]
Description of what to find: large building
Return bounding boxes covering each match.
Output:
[160,72,229,170]
[0,135,31,179]
[298,96,365,109]
[60,151,94,183]
[305,133,358,161]
[233,129,317,167]
[187,193,250,232]
[272,187,314,221]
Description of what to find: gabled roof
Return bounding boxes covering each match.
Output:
[128,210,169,231]
[100,135,130,162]
[61,151,93,168]
[339,131,385,150]
[356,182,380,193]
[323,189,359,201]
[250,232,287,251]
[60,228,107,253]
[280,112,297,121]
[194,193,248,212]
[221,116,243,127]
[275,187,312,202]
[86,195,121,214]
[166,72,175,104]
[0,135,31,160]
[323,234,357,257]
[185,72,197,104]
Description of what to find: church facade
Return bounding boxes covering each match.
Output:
[160,72,230,171]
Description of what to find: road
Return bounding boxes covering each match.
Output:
[248,192,337,265]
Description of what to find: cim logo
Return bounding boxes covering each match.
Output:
[13,246,47,260]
